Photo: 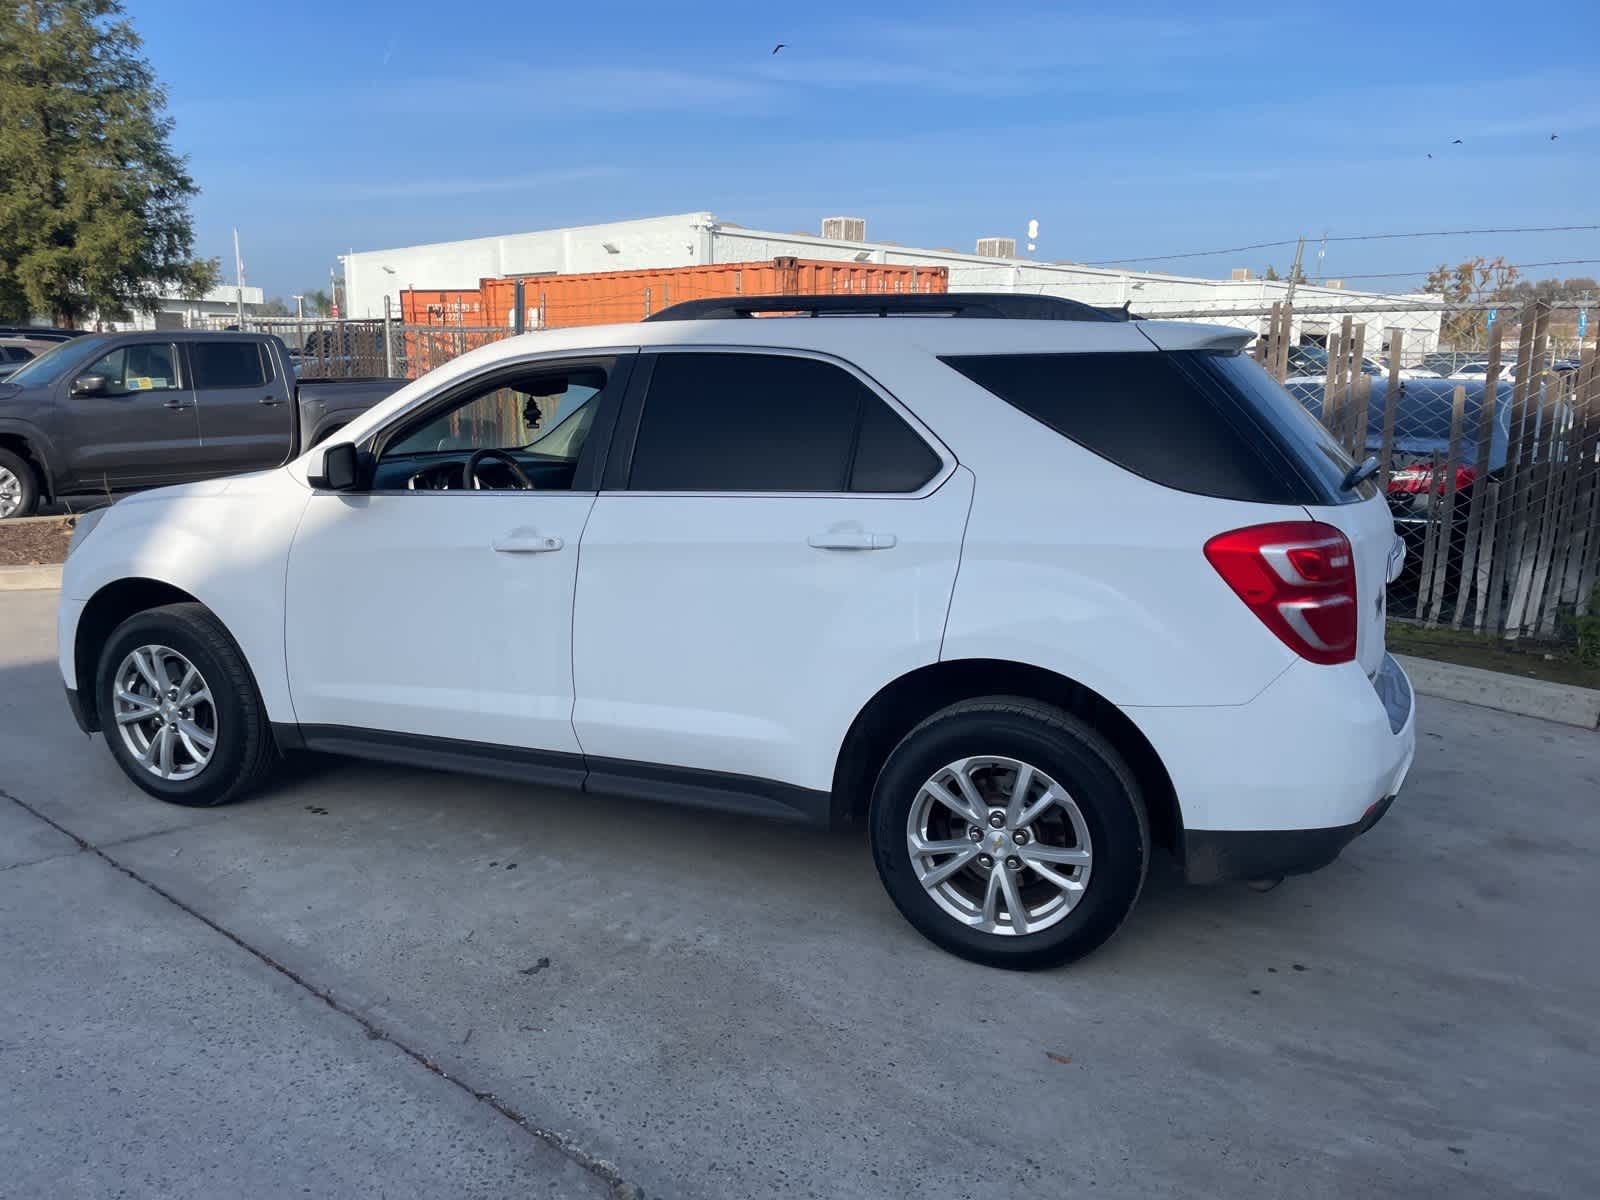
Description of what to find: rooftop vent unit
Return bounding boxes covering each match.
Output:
[975,237,1017,258]
[1230,267,1252,281]
[821,216,867,242]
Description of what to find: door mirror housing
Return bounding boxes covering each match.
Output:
[309,441,360,491]
[71,374,108,397]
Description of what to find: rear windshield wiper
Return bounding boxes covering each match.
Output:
[1341,455,1379,492]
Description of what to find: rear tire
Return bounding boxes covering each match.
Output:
[868,697,1149,970]
[0,448,39,519]
[95,603,278,807]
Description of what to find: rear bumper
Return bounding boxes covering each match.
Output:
[1126,653,1416,882]
[1182,792,1396,883]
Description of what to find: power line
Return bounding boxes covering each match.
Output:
[1329,258,1600,282]
[1083,224,1600,267]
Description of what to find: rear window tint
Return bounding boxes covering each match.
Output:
[850,396,941,492]
[191,341,271,389]
[943,351,1335,504]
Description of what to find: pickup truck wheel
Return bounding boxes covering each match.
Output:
[0,448,39,519]
[868,697,1149,970]
[95,603,278,807]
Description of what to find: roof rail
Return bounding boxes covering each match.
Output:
[643,293,1127,323]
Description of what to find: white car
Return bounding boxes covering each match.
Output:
[57,294,1416,969]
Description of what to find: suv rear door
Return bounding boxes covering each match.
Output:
[187,338,294,474]
[570,349,972,809]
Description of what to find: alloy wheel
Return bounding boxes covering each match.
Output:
[906,755,1093,936]
[0,466,22,519]
[112,645,218,782]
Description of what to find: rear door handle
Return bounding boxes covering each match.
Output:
[163,398,192,410]
[808,531,897,551]
[493,529,564,554]
[260,396,284,406]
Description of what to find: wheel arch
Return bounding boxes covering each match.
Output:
[73,578,203,731]
[831,658,1182,854]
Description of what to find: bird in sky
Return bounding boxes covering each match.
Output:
[1550,133,1559,140]
[1451,138,1463,144]
[1426,152,1433,158]
[772,42,786,54]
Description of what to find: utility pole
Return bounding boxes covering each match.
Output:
[293,294,305,320]
[233,228,246,328]
[1283,235,1306,307]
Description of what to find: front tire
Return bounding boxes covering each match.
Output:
[868,697,1149,970]
[95,603,278,807]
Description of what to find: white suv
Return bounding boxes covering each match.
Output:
[57,294,1416,969]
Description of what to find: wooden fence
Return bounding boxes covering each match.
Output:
[1256,300,1600,641]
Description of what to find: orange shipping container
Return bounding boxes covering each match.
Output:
[477,257,948,330]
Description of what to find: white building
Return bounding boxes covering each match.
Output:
[341,212,1442,358]
[105,284,267,331]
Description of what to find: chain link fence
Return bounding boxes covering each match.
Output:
[1250,299,1599,643]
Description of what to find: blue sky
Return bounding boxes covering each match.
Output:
[132,0,1600,299]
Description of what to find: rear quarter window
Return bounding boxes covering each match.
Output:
[943,350,1351,504]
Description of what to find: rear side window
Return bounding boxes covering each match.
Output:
[943,351,1352,504]
[627,352,939,493]
[191,341,271,389]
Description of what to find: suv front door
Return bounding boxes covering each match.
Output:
[61,339,200,488]
[571,350,972,808]
[283,354,631,767]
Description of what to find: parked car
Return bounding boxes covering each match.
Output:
[1284,344,1438,381]
[1448,362,1497,381]
[0,331,405,518]
[0,339,41,381]
[56,294,1415,971]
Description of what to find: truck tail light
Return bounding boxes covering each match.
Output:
[1204,522,1358,665]
[1387,463,1476,496]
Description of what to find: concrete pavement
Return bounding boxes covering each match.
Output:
[3,587,1597,1199]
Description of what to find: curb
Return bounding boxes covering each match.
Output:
[0,564,62,591]
[1395,653,1600,730]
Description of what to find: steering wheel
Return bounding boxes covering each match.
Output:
[462,448,535,491]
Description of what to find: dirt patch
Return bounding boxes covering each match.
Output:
[1388,621,1600,691]
[0,515,75,566]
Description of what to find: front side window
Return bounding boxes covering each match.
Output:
[626,352,938,493]
[191,341,271,389]
[373,364,610,492]
[81,343,181,394]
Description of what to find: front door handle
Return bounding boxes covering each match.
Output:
[259,394,284,406]
[807,531,897,551]
[493,528,564,554]
[163,398,192,410]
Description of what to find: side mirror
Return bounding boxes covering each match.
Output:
[308,442,360,491]
[71,374,108,397]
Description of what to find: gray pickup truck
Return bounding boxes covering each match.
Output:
[0,330,407,518]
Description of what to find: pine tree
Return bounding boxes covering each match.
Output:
[0,0,218,325]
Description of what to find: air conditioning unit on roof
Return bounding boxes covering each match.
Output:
[822,216,867,242]
[975,237,1017,258]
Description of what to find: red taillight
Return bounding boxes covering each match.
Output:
[1386,464,1476,496]
[1204,521,1358,665]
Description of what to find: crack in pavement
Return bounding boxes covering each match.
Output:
[0,787,645,1200]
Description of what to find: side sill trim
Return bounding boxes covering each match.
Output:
[277,724,832,826]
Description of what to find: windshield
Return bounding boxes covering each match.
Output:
[3,335,110,387]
